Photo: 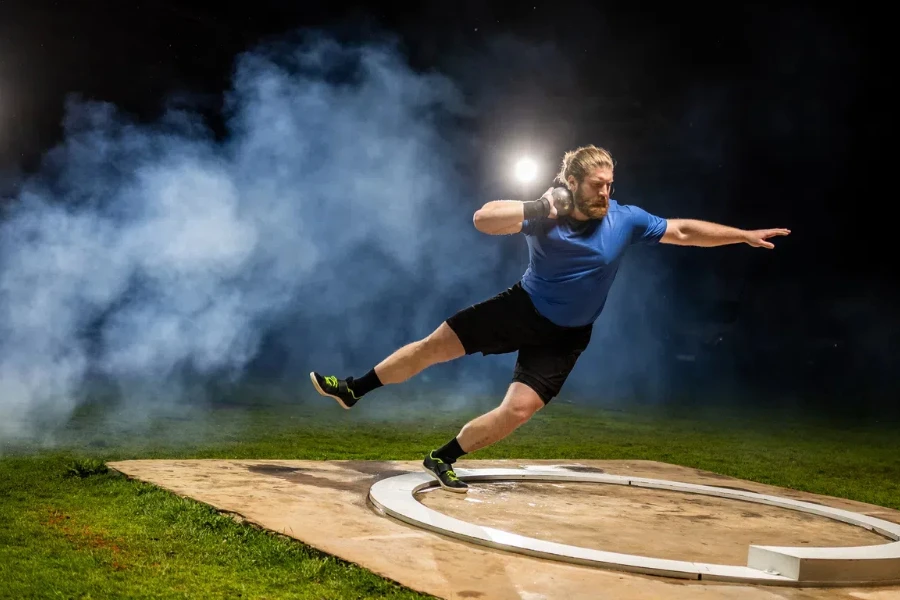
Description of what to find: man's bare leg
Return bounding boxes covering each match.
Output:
[423,383,545,492]
[374,321,466,384]
[456,383,545,452]
[310,321,465,407]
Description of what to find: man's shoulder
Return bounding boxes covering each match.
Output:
[606,200,639,223]
[608,199,641,214]
[608,200,658,221]
[607,200,668,244]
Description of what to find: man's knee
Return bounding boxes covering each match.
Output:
[420,322,465,362]
[501,383,545,424]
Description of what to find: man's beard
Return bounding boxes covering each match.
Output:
[574,185,609,219]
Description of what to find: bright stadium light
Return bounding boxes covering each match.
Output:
[514,157,538,183]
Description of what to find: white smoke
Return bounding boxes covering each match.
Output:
[0,31,507,444]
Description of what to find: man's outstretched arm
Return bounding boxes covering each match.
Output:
[661,219,791,249]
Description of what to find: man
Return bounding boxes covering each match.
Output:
[310,145,790,493]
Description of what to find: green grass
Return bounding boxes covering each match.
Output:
[2,396,898,599]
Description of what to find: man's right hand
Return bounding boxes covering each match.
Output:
[541,187,559,219]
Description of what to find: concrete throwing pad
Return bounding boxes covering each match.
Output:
[108,459,900,600]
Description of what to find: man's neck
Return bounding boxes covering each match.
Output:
[571,207,591,221]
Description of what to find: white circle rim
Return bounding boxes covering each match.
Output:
[368,467,900,586]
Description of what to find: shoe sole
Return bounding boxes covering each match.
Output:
[421,465,468,493]
[309,372,352,410]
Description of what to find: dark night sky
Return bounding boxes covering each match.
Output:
[0,1,895,417]
[1,2,890,262]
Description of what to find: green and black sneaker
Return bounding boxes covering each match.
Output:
[423,451,468,493]
[309,372,359,409]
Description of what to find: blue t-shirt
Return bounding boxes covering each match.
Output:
[520,200,667,327]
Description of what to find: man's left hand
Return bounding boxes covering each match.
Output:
[745,228,791,249]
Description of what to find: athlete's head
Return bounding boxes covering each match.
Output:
[556,145,615,220]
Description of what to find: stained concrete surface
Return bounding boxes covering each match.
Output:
[418,481,891,565]
[107,459,900,600]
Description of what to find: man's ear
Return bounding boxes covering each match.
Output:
[566,175,577,191]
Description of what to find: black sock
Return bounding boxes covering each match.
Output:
[347,368,382,397]
[433,437,467,464]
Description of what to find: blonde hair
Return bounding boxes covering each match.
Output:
[555,145,615,185]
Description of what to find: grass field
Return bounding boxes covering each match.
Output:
[2,395,898,599]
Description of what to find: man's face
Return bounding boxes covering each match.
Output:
[569,166,613,220]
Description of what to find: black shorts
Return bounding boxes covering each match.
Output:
[446,282,592,404]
